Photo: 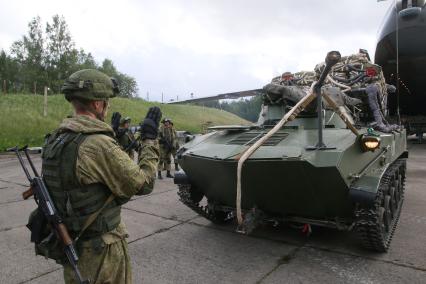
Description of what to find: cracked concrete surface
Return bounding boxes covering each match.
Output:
[0,143,425,283]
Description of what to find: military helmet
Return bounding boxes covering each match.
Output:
[120,117,131,125]
[281,72,293,81]
[61,69,120,101]
[162,118,172,124]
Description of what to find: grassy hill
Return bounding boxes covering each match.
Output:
[0,94,249,150]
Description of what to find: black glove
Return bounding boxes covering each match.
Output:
[111,112,121,132]
[140,106,162,140]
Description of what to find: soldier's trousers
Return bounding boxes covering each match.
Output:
[159,148,172,171]
[63,240,132,284]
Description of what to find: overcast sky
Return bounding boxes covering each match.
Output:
[0,0,392,102]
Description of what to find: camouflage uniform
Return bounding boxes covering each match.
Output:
[117,127,137,160]
[56,115,158,283]
[42,69,161,284]
[171,125,180,171]
[158,120,176,178]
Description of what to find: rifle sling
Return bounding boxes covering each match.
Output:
[74,194,115,243]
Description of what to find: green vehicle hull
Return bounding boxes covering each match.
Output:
[177,123,407,227]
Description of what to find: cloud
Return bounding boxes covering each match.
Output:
[0,0,392,101]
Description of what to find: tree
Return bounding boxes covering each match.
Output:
[0,50,20,93]
[0,50,9,92]
[198,96,262,122]
[45,15,79,92]
[99,59,138,98]
[99,58,118,76]
[10,16,47,93]
[116,73,139,98]
[6,15,139,97]
[77,49,98,69]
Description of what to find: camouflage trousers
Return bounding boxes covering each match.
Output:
[63,240,132,284]
[159,148,172,171]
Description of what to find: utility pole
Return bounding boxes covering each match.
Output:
[146,92,149,101]
[177,95,179,102]
[162,92,164,103]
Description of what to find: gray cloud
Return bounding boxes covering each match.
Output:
[0,0,392,101]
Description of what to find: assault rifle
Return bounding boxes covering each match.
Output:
[8,146,89,284]
[124,136,139,152]
[159,137,173,152]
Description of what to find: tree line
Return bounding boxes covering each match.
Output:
[196,96,262,123]
[0,15,138,98]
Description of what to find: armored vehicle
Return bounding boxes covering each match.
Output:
[174,51,407,252]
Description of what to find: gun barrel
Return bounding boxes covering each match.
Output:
[317,51,341,88]
[311,51,342,150]
[6,146,18,152]
[325,50,341,66]
[9,146,33,182]
[64,246,90,284]
[22,147,40,177]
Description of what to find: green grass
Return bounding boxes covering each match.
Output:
[0,94,249,150]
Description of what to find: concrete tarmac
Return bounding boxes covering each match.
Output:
[0,143,425,284]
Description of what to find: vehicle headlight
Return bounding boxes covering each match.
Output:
[360,135,381,152]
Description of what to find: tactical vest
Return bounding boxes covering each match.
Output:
[161,127,174,144]
[118,130,132,152]
[42,131,121,240]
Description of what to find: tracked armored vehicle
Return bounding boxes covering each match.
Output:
[174,51,407,252]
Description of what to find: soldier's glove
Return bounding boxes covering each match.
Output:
[111,112,121,132]
[140,106,162,140]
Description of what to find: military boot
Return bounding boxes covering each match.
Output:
[175,163,180,171]
[166,170,174,178]
[158,171,163,179]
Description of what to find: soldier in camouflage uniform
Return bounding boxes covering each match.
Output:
[158,118,176,179]
[170,121,180,171]
[42,69,161,284]
[117,117,137,159]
